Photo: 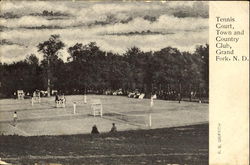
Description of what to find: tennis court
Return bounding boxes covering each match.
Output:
[0,95,208,136]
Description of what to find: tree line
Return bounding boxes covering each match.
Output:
[0,35,208,100]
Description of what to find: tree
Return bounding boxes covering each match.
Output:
[25,54,39,65]
[0,38,209,100]
[152,47,183,94]
[194,44,209,98]
[124,47,144,91]
[24,54,43,92]
[37,34,65,96]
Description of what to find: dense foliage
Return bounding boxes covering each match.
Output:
[0,35,208,99]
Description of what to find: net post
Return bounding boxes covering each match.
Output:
[84,94,87,104]
[149,113,152,128]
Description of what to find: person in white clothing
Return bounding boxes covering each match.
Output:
[13,111,18,126]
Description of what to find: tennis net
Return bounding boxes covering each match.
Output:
[103,110,149,127]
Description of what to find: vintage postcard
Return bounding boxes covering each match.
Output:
[0,1,248,165]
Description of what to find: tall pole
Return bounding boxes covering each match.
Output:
[149,94,154,128]
[47,57,51,97]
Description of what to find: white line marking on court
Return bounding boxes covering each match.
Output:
[8,124,30,136]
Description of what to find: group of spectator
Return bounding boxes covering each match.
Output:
[91,123,117,134]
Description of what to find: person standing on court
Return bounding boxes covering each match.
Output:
[110,123,117,133]
[177,93,181,103]
[13,111,18,126]
[55,94,59,103]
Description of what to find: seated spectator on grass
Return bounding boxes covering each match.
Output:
[110,123,117,133]
[91,125,100,134]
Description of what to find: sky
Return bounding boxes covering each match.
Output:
[0,1,208,63]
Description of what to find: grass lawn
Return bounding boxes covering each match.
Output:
[0,123,208,165]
